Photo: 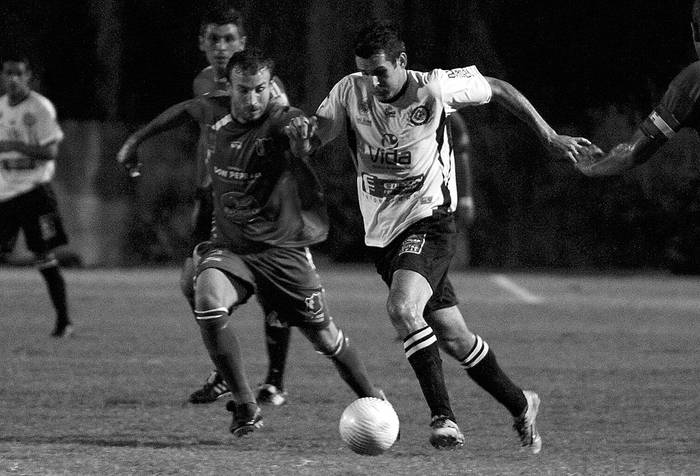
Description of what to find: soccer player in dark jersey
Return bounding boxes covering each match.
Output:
[0,53,72,337]
[576,0,700,176]
[286,20,592,452]
[117,4,292,406]
[187,47,385,436]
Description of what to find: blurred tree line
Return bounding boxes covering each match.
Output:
[1,0,698,271]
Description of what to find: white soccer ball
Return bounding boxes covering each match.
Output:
[339,397,400,455]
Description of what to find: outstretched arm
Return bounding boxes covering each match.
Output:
[575,129,663,176]
[485,77,591,163]
[116,99,197,173]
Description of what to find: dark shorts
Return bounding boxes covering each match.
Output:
[190,186,214,248]
[194,242,332,329]
[371,210,458,315]
[0,184,68,255]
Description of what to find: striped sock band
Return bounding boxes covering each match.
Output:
[460,334,490,369]
[194,307,228,320]
[403,326,438,359]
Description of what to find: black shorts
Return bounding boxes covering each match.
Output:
[194,242,332,329]
[0,184,68,255]
[371,210,458,315]
[190,186,214,248]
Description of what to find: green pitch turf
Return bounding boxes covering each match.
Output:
[1,265,698,475]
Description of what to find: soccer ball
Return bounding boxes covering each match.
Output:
[339,397,400,455]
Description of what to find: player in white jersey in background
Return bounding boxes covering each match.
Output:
[286,20,592,452]
[117,3,292,406]
[0,53,72,337]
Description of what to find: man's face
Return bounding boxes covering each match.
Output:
[199,24,246,77]
[355,52,407,101]
[229,66,272,123]
[1,61,31,99]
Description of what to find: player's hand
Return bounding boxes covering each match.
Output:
[545,134,593,164]
[573,143,605,175]
[116,136,142,178]
[284,115,318,158]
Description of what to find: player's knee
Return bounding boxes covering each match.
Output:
[312,326,346,356]
[386,298,424,331]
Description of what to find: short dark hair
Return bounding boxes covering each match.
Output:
[353,20,406,63]
[225,47,274,80]
[199,2,245,37]
[1,51,31,70]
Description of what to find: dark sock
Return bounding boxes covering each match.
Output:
[404,326,455,421]
[328,330,378,398]
[39,262,69,326]
[460,335,526,417]
[264,320,291,390]
[195,308,255,404]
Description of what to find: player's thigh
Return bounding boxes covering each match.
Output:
[194,242,255,310]
[17,186,68,255]
[252,247,332,329]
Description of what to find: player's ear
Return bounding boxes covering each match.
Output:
[240,36,248,50]
[198,35,207,52]
[397,52,408,69]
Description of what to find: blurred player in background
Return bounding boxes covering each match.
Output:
[0,53,72,337]
[287,20,591,452]
[449,112,476,268]
[117,3,292,406]
[181,47,385,436]
[576,0,700,176]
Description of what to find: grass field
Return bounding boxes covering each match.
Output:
[1,264,699,475]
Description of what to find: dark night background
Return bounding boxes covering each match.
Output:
[1,0,698,270]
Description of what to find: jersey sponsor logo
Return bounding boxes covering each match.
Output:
[358,99,370,113]
[447,67,474,79]
[361,172,425,198]
[399,233,426,255]
[381,133,398,148]
[384,107,396,118]
[364,145,411,166]
[213,166,262,181]
[409,106,430,126]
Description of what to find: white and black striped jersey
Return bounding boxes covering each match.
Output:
[315,66,491,247]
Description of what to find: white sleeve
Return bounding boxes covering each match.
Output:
[426,66,492,115]
[34,97,64,146]
[314,77,350,146]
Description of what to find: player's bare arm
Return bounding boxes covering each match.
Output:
[485,77,591,163]
[116,99,201,168]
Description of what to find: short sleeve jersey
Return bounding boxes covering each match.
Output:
[0,91,64,201]
[207,103,327,252]
[192,66,289,189]
[643,61,700,140]
[315,66,491,247]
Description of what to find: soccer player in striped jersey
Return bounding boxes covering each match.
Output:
[286,20,592,452]
[576,0,700,176]
[117,5,291,406]
[0,53,72,337]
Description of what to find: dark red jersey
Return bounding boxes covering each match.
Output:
[206,103,327,251]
